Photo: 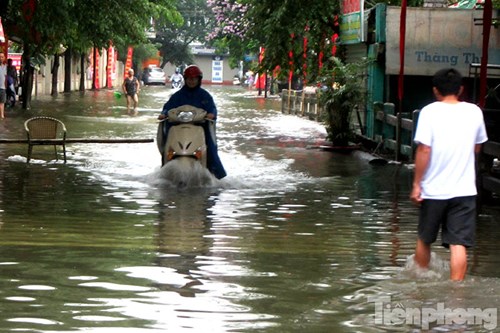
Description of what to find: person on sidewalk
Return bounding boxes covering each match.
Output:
[410,68,488,281]
[6,58,18,107]
[158,65,226,179]
[122,68,140,115]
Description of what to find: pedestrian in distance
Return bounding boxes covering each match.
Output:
[122,68,140,116]
[6,58,18,107]
[0,53,7,118]
[410,68,488,281]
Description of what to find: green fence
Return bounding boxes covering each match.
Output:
[372,102,416,162]
[281,90,322,121]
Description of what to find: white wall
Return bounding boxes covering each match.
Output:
[32,48,125,96]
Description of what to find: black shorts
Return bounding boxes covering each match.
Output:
[418,196,476,248]
[0,89,6,103]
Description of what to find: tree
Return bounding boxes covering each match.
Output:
[2,0,181,108]
[153,0,213,68]
[69,0,180,90]
[318,57,368,146]
[206,0,340,83]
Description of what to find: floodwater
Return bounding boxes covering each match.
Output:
[0,85,499,333]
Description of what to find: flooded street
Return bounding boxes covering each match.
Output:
[0,85,499,332]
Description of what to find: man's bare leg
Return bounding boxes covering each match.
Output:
[414,238,431,269]
[449,244,467,281]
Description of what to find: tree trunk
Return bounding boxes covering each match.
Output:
[79,53,85,92]
[51,54,60,96]
[64,48,71,93]
[21,48,34,110]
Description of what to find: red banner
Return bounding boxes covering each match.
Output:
[255,47,266,89]
[288,33,295,83]
[332,33,339,56]
[0,17,5,43]
[90,48,100,89]
[22,0,36,22]
[303,34,308,85]
[107,45,114,88]
[0,17,6,57]
[124,47,133,79]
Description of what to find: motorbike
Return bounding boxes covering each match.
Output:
[171,76,183,89]
[6,84,16,108]
[157,105,216,186]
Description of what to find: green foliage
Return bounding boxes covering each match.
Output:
[317,57,369,145]
[3,0,181,57]
[207,0,341,80]
[153,0,212,67]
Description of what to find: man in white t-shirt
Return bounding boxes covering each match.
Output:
[410,68,488,281]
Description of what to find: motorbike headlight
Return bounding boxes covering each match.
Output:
[177,111,194,122]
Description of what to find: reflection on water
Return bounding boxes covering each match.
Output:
[345,254,500,332]
[0,86,498,332]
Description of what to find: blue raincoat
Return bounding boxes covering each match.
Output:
[160,85,227,179]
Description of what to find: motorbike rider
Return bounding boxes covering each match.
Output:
[158,65,226,179]
[169,69,184,88]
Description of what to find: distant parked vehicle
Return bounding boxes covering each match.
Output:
[141,66,166,85]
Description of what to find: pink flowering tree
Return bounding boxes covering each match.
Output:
[206,0,250,40]
[206,0,341,84]
[206,0,255,69]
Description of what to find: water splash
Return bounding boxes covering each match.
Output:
[342,252,500,332]
[147,159,217,189]
[401,252,450,280]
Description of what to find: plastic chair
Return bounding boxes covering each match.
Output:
[24,116,67,163]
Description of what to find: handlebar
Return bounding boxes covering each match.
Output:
[157,117,214,124]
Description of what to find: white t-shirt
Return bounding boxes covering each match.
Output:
[414,101,488,199]
[0,65,6,90]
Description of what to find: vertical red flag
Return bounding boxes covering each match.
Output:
[303,29,308,86]
[107,44,114,88]
[332,15,339,56]
[289,33,295,84]
[0,17,6,57]
[398,0,407,105]
[94,48,100,89]
[124,46,133,79]
[319,33,326,70]
[331,33,339,56]
[256,47,266,89]
[479,0,492,108]
[0,17,5,43]
[22,0,36,22]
